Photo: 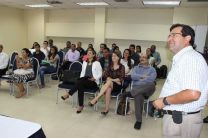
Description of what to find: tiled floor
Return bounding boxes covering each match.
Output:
[0,79,207,138]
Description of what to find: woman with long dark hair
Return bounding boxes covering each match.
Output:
[61,49,102,113]
[89,52,125,115]
[120,49,134,91]
[39,46,59,88]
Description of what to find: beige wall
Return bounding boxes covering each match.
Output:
[24,9,46,48]
[0,6,26,54]
[1,6,208,68]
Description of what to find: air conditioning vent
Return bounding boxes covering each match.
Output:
[47,0,63,4]
[114,0,129,2]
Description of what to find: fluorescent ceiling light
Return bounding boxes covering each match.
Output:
[25,4,52,8]
[143,1,180,6]
[76,2,108,6]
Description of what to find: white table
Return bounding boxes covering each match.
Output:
[0,115,46,138]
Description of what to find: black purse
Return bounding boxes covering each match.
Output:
[62,70,81,84]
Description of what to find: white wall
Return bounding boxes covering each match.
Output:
[24,9,46,48]
[1,6,208,69]
[0,6,26,54]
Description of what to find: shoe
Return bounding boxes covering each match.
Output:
[101,110,109,116]
[61,95,69,100]
[134,121,142,130]
[88,101,97,107]
[76,106,84,114]
[203,116,208,123]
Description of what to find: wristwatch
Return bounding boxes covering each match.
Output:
[163,97,170,106]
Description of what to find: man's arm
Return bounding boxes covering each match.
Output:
[131,67,144,80]
[153,89,201,109]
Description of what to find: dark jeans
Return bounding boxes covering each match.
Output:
[68,77,98,106]
[39,66,56,85]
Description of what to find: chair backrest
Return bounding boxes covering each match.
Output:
[69,61,82,72]
[32,58,40,80]
[57,51,64,65]
[9,52,18,69]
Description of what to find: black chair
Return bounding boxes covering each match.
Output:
[56,61,82,104]
[0,56,17,94]
[9,52,18,70]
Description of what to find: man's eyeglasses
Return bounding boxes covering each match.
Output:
[168,33,183,38]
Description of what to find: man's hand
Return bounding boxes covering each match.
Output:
[153,98,165,110]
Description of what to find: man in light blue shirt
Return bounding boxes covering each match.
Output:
[150,45,161,66]
[122,53,156,130]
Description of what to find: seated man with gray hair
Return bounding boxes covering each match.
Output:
[122,53,156,130]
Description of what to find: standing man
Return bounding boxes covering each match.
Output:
[0,44,9,77]
[153,24,208,138]
[150,45,161,66]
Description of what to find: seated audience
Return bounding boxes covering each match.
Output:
[12,48,34,98]
[76,42,85,61]
[30,42,38,54]
[48,39,54,47]
[97,43,107,60]
[89,52,125,115]
[41,41,50,58]
[129,44,140,66]
[62,41,71,53]
[62,44,80,70]
[150,45,161,66]
[110,43,117,53]
[0,44,9,77]
[122,53,156,130]
[99,47,112,71]
[120,49,134,91]
[61,49,102,113]
[113,46,122,58]
[136,45,142,56]
[88,43,93,49]
[32,43,45,64]
[39,46,59,88]
[146,48,156,67]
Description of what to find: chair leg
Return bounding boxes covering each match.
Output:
[124,97,128,116]
[56,88,59,104]
[115,96,119,114]
[146,99,149,118]
[26,83,29,96]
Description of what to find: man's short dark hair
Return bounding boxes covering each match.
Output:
[129,44,135,49]
[103,47,110,52]
[170,24,195,46]
[44,41,48,44]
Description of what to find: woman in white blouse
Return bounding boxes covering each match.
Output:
[120,49,134,91]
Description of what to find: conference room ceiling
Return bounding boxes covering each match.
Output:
[0,0,207,9]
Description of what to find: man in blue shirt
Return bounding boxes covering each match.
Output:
[122,53,156,130]
[150,45,161,66]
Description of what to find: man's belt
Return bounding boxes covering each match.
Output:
[162,110,200,115]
